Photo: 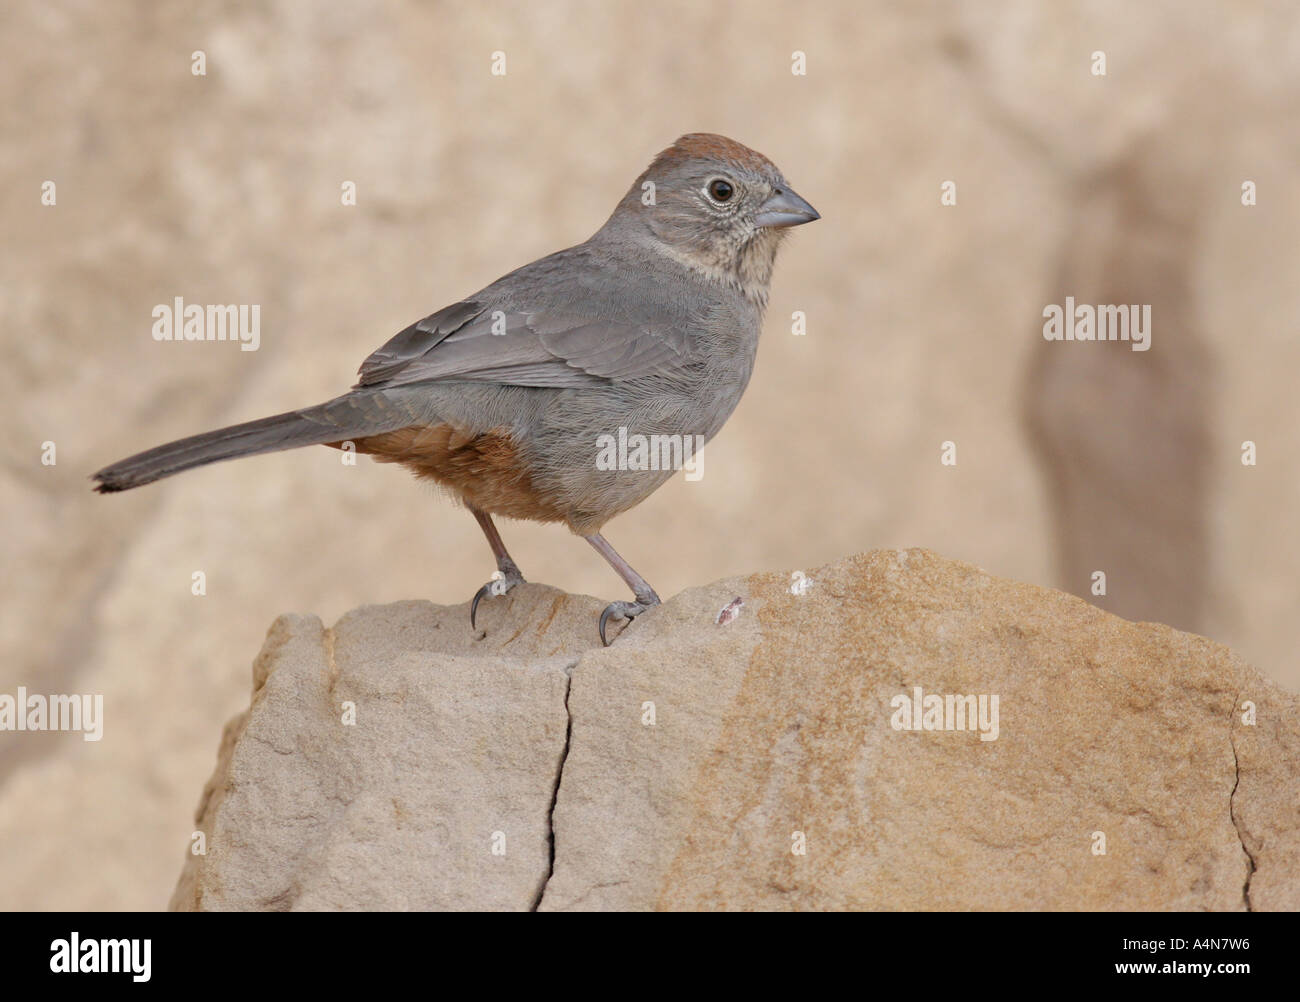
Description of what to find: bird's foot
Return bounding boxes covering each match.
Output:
[598,591,660,646]
[470,564,526,630]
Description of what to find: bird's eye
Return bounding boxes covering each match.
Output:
[707,179,735,202]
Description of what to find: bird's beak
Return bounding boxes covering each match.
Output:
[753,187,820,228]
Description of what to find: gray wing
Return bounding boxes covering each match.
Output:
[354,300,693,390]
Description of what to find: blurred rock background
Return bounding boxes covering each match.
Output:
[1,0,1297,909]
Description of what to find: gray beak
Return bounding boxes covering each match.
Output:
[753,187,820,228]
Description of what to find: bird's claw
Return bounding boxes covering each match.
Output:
[598,598,657,646]
[470,568,525,630]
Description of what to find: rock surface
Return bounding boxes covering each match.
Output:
[172,550,1299,911]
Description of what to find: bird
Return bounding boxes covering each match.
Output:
[93,133,820,644]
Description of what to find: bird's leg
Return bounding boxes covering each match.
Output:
[584,532,661,645]
[469,505,526,629]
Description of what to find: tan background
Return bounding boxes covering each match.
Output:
[1,0,1297,910]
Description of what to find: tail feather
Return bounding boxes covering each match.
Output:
[92,393,412,492]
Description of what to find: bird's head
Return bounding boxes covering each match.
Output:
[607,133,819,304]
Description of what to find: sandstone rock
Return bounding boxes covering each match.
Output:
[172,550,1298,911]
[170,593,585,911]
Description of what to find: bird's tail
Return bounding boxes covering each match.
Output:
[92,392,415,492]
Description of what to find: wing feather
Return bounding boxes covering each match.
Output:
[355,303,693,390]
